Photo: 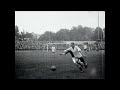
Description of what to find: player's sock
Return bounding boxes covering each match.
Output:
[77,59,83,68]
[84,63,88,69]
[79,66,83,72]
[80,57,86,65]
[80,57,88,69]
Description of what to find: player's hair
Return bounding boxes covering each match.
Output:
[71,42,74,45]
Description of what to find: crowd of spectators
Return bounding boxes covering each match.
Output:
[15,40,105,51]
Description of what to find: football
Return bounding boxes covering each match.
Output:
[51,65,56,71]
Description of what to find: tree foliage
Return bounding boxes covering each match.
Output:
[15,26,33,40]
[15,25,105,41]
[38,25,105,41]
[15,25,19,37]
[92,27,104,41]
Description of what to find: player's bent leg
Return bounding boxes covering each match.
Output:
[72,57,80,65]
[79,57,88,69]
[76,58,84,68]
[72,57,84,72]
[67,51,84,72]
[72,57,83,72]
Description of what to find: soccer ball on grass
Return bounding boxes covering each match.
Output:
[51,65,56,71]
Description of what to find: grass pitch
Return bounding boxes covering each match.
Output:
[15,50,105,79]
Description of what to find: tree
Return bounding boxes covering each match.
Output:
[38,31,52,41]
[83,27,94,41]
[103,28,105,40]
[25,32,33,38]
[92,27,104,41]
[55,29,70,41]
[15,25,19,37]
[38,25,104,41]
[69,26,80,41]
[69,25,94,41]
[20,29,26,39]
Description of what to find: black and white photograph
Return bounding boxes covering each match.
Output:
[15,11,105,79]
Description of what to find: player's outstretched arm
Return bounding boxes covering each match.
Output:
[60,47,71,55]
[60,50,69,55]
[60,53,66,55]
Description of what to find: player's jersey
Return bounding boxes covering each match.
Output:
[52,46,56,53]
[64,46,82,58]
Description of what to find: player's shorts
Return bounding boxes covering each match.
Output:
[72,57,81,64]
[72,57,77,63]
[72,57,84,64]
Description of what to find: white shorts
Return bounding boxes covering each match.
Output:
[72,57,77,64]
[72,57,82,64]
[52,50,55,53]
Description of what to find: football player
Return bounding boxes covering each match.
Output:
[60,42,88,72]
